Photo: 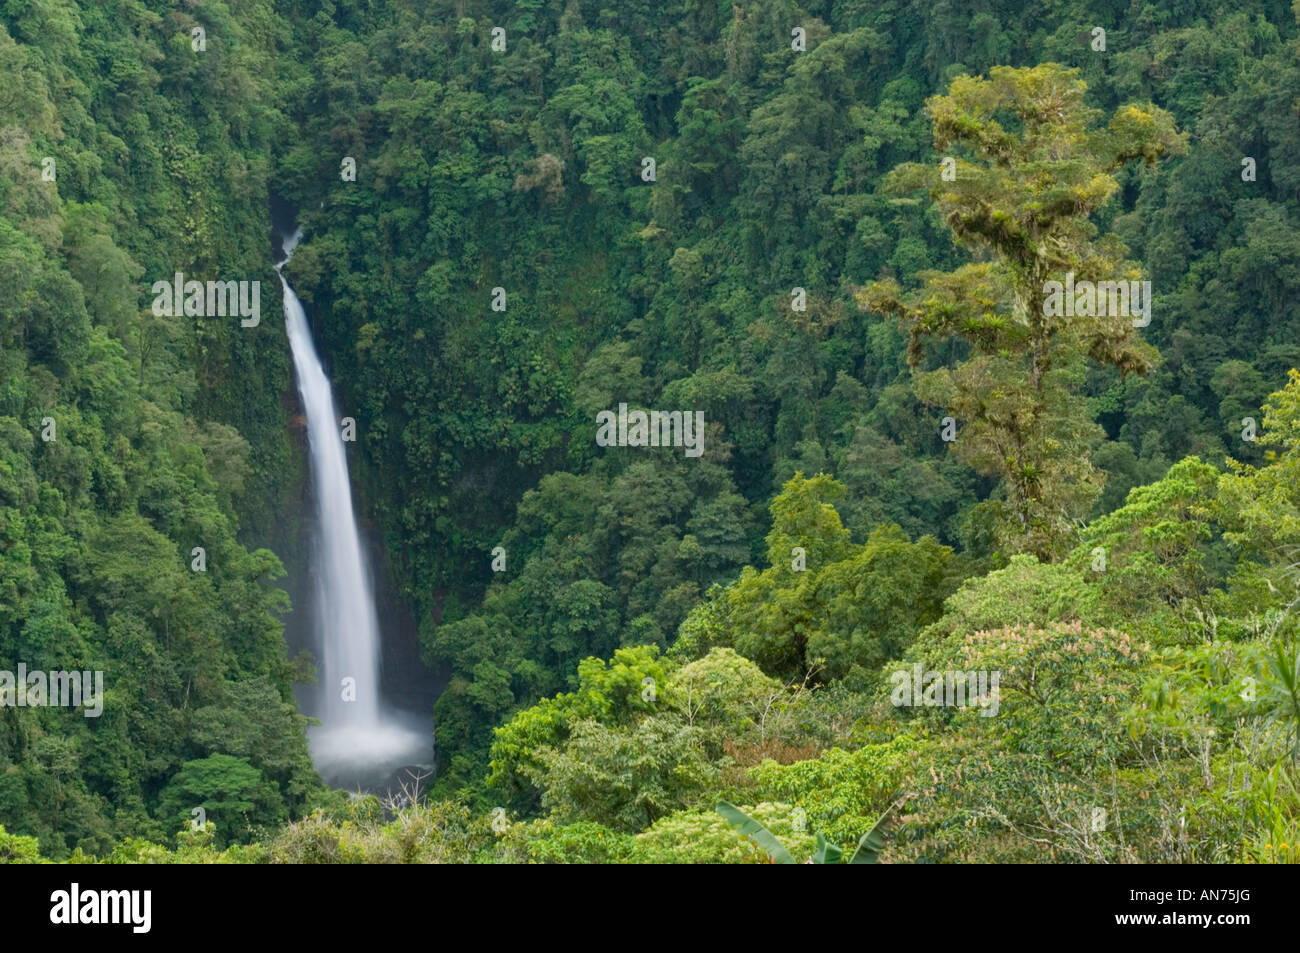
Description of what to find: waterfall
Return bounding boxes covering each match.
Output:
[277,231,429,787]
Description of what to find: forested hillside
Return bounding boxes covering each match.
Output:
[0,0,330,856]
[3,0,1300,864]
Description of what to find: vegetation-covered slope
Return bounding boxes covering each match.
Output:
[3,0,1300,863]
[0,0,319,856]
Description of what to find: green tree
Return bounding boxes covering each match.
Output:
[527,716,715,832]
[157,755,287,848]
[860,64,1187,559]
[488,645,672,807]
[681,473,952,683]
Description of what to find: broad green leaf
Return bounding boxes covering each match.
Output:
[813,833,843,865]
[716,801,796,864]
[847,811,892,864]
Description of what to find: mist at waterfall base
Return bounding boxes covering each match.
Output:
[278,231,432,790]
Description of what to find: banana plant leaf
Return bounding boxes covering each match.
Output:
[847,811,892,864]
[716,801,796,864]
[813,833,843,865]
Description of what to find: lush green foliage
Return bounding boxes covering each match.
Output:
[0,1,316,858]
[7,0,1300,865]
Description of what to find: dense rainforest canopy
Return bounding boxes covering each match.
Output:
[2,0,1300,864]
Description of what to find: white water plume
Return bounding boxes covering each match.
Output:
[278,230,429,785]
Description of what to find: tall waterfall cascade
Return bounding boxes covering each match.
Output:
[278,230,430,787]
